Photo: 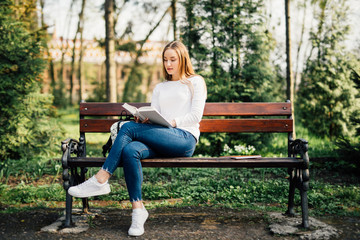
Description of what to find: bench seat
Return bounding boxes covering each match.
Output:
[61,101,310,229]
[67,156,304,168]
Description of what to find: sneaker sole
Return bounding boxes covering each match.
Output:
[128,211,149,236]
[68,188,111,198]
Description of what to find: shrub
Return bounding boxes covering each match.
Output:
[0,0,64,160]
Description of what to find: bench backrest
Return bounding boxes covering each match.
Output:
[79,102,293,134]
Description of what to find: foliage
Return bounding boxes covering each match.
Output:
[122,64,157,102]
[334,63,360,173]
[0,0,64,160]
[180,0,283,153]
[180,0,280,103]
[297,0,360,139]
[1,166,359,217]
[0,156,62,184]
[221,143,256,156]
[0,183,65,205]
[1,111,358,216]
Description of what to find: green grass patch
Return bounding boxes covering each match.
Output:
[1,167,359,217]
[1,107,359,218]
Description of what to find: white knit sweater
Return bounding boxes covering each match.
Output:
[151,76,207,141]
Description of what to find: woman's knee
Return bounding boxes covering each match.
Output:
[122,142,145,164]
[119,121,135,134]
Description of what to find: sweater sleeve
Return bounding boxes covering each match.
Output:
[150,83,161,112]
[174,76,207,127]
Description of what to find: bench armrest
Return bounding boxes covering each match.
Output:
[290,138,309,169]
[61,137,86,168]
[61,138,86,190]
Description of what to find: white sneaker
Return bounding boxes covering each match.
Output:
[128,207,149,236]
[68,176,110,198]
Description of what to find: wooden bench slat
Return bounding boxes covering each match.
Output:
[199,119,293,133]
[80,102,150,116]
[203,102,291,116]
[80,102,292,116]
[68,157,303,168]
[79,119,293,133]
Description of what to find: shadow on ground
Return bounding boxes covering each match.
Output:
[0,206,359,239]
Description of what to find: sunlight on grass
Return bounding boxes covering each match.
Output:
[58,106,109,146]
[1,107,358,218]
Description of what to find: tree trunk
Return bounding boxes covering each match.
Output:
[39,0,56,95]
[134,6,171,64]
[294,1,307,82]
[285,0,296,139]
[105,0,117,103]
[171,0,177,40]
[70,0,86,105]
[123,6,170,102]
[113,1,127,37]
[78,0,86,102]
[210,0,217,77]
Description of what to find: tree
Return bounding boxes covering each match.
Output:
[105,0,117,103]
[39,0,55,98]
[0,0,63,160]
[181,0,278,103]
[171,0,177,40]
[298,0,360,139]
[285,0,295,139]
[70,0,86,105]
[122,4,171,102]
[180,0,280,155]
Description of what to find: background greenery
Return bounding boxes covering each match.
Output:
[1,108,359,217]
[0,0,359,219]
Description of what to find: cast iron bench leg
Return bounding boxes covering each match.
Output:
[301,168,310,228]
[286,168,296,216]
[64,192,73,227]
[301,188,309,228]
[80,167,90,213]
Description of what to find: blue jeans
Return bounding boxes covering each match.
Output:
[102,121,196,202]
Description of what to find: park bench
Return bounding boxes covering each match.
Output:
[61,101,310,229]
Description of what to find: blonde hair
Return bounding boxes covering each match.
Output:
[162,41,207,99]
[162,41,195,81]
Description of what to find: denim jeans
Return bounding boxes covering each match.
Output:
[102,121,196,202]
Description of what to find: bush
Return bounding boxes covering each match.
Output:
[0,0,64,160]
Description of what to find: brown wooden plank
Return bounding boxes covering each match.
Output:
[203,102,291,116]
[80,119,293,133]
[80,119,118,132]
[80,102,292,117]
[200,119,293,133]
[80,102,150,116]
[68,157,303,168]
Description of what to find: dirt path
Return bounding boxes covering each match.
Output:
[0,206,359,240]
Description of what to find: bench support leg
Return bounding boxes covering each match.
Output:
[300,188,309,228]
[285,168,296,216]
[80,167,90,214]
[301,168,310,228]
[64,192,73,227]
[82,198,90,213]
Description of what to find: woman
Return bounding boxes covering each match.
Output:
[68,41,207,236]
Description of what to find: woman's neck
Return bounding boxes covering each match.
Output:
[171,74,182,81]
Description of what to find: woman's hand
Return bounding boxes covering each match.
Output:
[134,116,150,124]
[171,119,177,127]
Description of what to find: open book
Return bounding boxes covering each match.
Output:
[221,155,262,159]
[122,103,173,128]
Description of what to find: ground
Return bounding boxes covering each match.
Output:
[0,206,359,240]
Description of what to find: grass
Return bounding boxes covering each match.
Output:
[0,106,359,218]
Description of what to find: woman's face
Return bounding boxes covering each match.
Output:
[163,49,180,80]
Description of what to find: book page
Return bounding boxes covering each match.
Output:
[122,103,172,127]
[122,103,143,120]
[138,108,172,127]
[122,103,138,115]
